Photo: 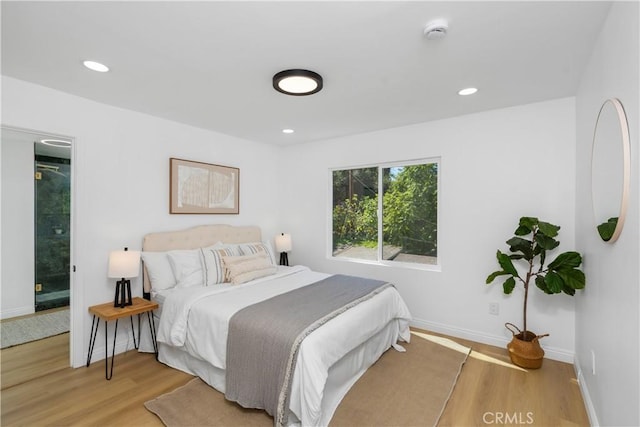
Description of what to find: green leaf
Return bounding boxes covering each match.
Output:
[539,248,546,268]
[534,233,560,251]
[556,269,586,290]
[533,244,542,257]
[503,277,516,294]
[497,251,519,278]
[509,254,525,260]
[562,284,576,296]
[544,272,564,293]
[535,275,552,294]
[514,225,532,236]
[548,251,583,271]
[519,217,539,229]
[506,237,533,259]
[597,217,617,241]
[486,270,508,284]
[537,221,560,237]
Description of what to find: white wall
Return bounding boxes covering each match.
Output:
[1,135,35,318]
[280,97,578,361]
[1,76,281,367]
[574,2,640,426]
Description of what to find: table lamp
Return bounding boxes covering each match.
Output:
[275,233,292,266]
[108,247,140,308]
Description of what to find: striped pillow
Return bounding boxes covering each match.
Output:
[201,245,240,285]
[236,242,277,266]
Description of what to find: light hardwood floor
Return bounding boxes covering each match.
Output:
[1,330,589,426]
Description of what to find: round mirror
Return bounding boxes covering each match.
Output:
[591,98,630,243]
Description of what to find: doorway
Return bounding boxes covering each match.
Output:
[1,126,74,361]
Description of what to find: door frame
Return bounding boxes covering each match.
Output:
[1,125,77,367]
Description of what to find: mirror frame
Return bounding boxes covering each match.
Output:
[591,98,631,243]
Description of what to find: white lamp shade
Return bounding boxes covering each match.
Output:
[108,250,141,278]
[275,233,292,252]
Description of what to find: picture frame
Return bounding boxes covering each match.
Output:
[169,158,239,214]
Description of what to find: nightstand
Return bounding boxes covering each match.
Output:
[86,297,158,380]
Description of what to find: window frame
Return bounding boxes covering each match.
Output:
[328,157,441,271]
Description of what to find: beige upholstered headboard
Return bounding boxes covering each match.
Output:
[141,224,262,295]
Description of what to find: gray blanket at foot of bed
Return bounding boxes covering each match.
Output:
[225,274,392,427]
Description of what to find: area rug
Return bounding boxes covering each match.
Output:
[0,308,70,349]
[145,332,470,427]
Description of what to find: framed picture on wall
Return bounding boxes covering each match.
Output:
[169,158,239,214]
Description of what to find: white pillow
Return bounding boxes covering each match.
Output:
[201,244,240,285]
[167,249,205,288]
[236,242,277,266]
[141,252,176,291]
[223,253,277,285]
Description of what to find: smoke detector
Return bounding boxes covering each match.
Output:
[424,19,449,40]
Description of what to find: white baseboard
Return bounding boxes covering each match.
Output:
[574,357,599,426]
[410,317,574,364]
[1,305,34,320]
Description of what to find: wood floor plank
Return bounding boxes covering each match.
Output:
[0,332,69,389]
[1,328,589,426]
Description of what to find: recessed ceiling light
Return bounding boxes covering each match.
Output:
[40,139,71,147]
[83,60,109,72]
[458,87,478,96]
[282,129,295,134]
[273,69,323,96]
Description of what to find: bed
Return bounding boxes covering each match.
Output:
[141,224,411,426]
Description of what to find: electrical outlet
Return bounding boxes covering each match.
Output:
[35,283,42,292]
[489,302,499,315]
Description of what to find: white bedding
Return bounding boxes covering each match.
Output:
[156,265,412,426]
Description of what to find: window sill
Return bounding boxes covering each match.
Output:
[329,255,441,272]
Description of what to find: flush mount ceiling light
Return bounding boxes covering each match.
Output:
[273,69,323,96]
[282,128,295,134]
[458,87,478,96]
[83,60,109,72]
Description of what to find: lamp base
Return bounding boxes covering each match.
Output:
[279,252,289,266]
[114,279,133,308]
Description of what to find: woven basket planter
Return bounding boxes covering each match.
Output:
[505,323,549,369]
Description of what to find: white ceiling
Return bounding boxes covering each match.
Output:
[1,1,611,146]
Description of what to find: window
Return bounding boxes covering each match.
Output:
[331,159,439,267]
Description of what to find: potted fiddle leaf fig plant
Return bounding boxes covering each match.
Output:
[486,216,586,369]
